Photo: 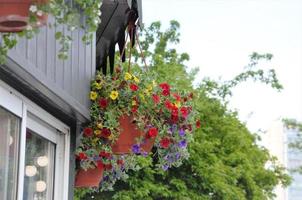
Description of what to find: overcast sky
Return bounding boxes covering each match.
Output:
[142,0,302,132]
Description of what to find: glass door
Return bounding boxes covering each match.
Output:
[22,129,55,200]
[0,106,20,200]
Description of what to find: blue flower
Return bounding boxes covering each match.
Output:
[178,140,187,148]
[132,144,140,154]
[179,129,185,137]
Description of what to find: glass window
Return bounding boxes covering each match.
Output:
[0,106,20,200]
[23,130,55,200]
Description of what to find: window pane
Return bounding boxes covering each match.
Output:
[23,130,55,200]
[0,106,20,200]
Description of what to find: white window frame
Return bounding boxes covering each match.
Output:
[0,80,70,200]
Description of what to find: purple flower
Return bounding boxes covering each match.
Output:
[175,153,181,160]
[132,144,140,154]
[172,124,177,132]
[178,140,187,148]
[179,129,185,137]
[142,151,148,157]
[162,165,169,171]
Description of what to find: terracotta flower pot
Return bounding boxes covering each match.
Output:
[75,166,104,188]
[0,0,49,32]
[111,115,155,154]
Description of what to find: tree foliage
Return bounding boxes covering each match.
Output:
[79,21,291,200]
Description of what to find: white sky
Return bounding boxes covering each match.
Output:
[142,0,302,132]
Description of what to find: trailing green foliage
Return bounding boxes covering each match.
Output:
[78,21,291,200]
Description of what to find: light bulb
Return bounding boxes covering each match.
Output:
[9,136,13,146]
[25,165,37,177]
[37,156,48,167]
[36,180,47,192]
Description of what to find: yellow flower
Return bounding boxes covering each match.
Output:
[94,130,101,136]
[108,134,114,140]
[139,93,146,102]
[94,82,102,90]
[147,84,153,91]
[175,101,181,108]
[152,80,157,86]
[97,123,103,129]
[90,91,98,101]
[110,90,119,100]
[132,100,137,106]
[124,72,132,81]
[92,138,99,145]
[144,89,150,96]
[133,76,140,83]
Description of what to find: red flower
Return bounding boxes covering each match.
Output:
[180,107,189,118]
[162,89,170,96]
[77,152,87,160]
[101,128,111,138]
[117,159,124,165]
[196,120,201,128]
[171,114,179,123]
[183,97,188,102]
[159,83,170,96]
[97,161,104,169]
[152,94,160,104]
[171,107,178,117]
[130,83,139,91]
[173,93,181,101]
[160,137,171,149]
[165,100,174,110]
[147,127,158,138]
[104,163,113,171]
[132,105,138,113]
[159,83,170,91]
[83,127,93,137]
[189,92,194,99]
[99,151,111,159]
[98,98,108,109]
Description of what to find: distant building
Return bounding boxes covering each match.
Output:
[263,121,302,200]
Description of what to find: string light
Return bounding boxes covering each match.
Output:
[36,180,47,192]
[25,165,37,177]
[37,156,49,167]
[9,135,13,146]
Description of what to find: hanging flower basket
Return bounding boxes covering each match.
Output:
[0,0,49,32]
[75,165,104,188]
[111,115,155,154]
[75,66,200,191]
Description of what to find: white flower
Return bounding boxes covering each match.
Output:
[37,10,43,17]
[36,21,41,26]
[97,10,101,16]
[29,5,37,13]
[26,25,33,31]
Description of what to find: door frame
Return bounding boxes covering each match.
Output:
[0,80,70,200]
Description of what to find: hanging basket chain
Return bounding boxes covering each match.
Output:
[135,30,149,71]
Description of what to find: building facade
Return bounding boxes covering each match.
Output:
[0,0,142,199]
[264,121,302,200]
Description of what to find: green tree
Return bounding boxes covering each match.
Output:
[80,21,291,200]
